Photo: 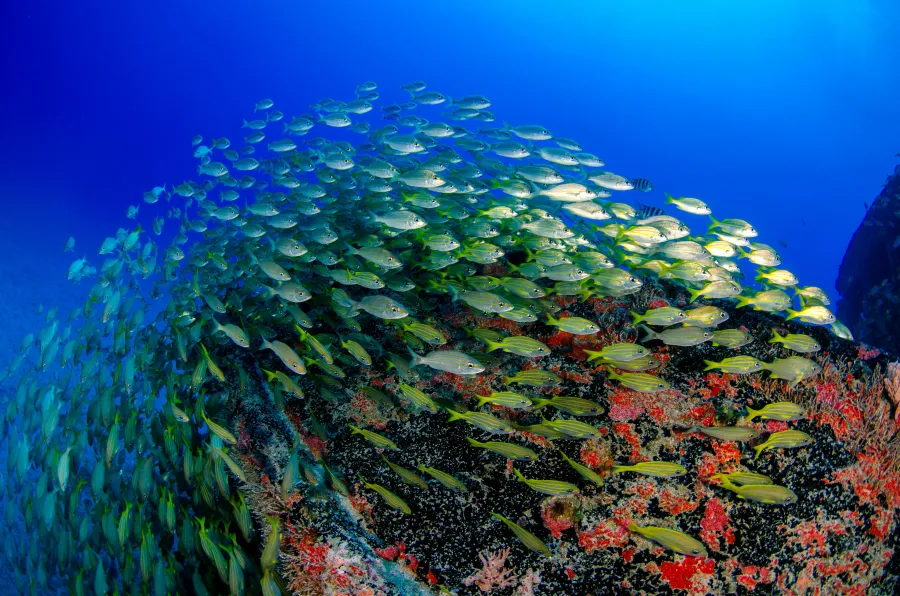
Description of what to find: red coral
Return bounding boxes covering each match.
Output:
[578,520,630,552]
[699,497,734,550]
[612,422,643,459]
[857,345,881,361]
[658,487,699,516]
[659,557,715,591]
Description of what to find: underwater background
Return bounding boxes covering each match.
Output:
[3,1,900,594]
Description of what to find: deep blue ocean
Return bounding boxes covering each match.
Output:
[2,0,899,357]
[1,0,900,591]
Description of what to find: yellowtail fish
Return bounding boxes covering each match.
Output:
[381,455,428,489]
[212,320,250,348]
[542,417,603,439]
[745,401,805,423]
[715,476,797,505]
[512,467,579,495]
[545,314,599,335]
[531,395,603,416]
[628,523,707,557]
[691,426,760,442]
[198,343,225,382]
[348,425,398,450]
[611,461,687,478]
[607,371,669,393]
[753,430,813,459]
[785,305,835,325]
[417,465,468,492]
[399,321,446,345]
[260,336,307,375]
[711,329,753,349]
[630,307,687,326]
[559,451,604,485]
[768,329,820,353]
[485,336,550,358]
[491,513,551,557]
[583,342,650,363]
[409,349,485,375]
[711,472,772,486]
[358,475,411,514]
[397,383,439,413]
[735,289,792,312]
[503,369,561,387]
[261,369,304,398]
[703,356,763,374]
[200,408,237,445]
[446,409,516,434]
[760,356,821,386]
[466,437,538,460]
[341,339,372,366]
[475,392,533,410]
[639,325,712,347]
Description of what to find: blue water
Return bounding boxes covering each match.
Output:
[0,1,899,590]
[3,1,899,340]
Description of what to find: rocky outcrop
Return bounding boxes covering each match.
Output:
[836,163,900,353]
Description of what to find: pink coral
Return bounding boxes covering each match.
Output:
[463,548,517,592]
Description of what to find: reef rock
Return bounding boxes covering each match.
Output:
[231,276,900,595]
[836,164,900,354]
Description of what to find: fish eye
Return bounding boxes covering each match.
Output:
[691,549,699,554]
[467,363,474,368]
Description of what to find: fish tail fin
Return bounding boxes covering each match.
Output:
[512,467,525,481]
[785,309,799,321]
[259,334,271,351]
[769,328,783,344]
[448,284,460,302]
[475,395,489,407]
[531,398,550,410]
[688,287,703,304]
[612,465,628,474]
[734,295,753,309]
[484,339,501,353]
[630,311,643,325]
[260,368,276,382]
[627,522,640,533]
[407,347,425,369]
[465,437,480,447]
[745,406,759,422]
[664,192,675,205]
[637,325,658,342]
[753,444,765,460]
[445,409,464,422]
[703,360,718,372]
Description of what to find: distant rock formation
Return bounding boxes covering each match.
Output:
[836,163,900,353]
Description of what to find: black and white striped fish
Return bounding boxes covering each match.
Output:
[637,203,665,219]
[631,177,654,192]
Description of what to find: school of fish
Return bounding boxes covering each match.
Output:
[0,79,854,594]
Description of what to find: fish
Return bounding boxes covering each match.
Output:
[503,369,561,387]
[545,314,600,335]
[417,465,468,492]
[768,329,821,353]
[348,425,398,450]
[358,475,411,514]
[397,383,439,413]
[559,451,604,485]
[639,325,713,347]
[531,395,603,416]
[711,472,773,486]
[541,417,603,439]
[753,430,813,459]
[445,409,516,434]
[475,392,533,410]
[631,178,653,192]
[628,523,707,557]
[745,402,806,423]
[607,371,670,393]
[491,513,552,557]
[630,307,687,326]
[583,342,650,362]
[381,455,428,489]
[409,349,485,375]
[715,476,797,505]
[691,426,760,442]
[512,467,579,495]
[485,336,550,358]
[466,437,538,461]
[711,329,753,349]
[665,194,711,215]
[703,356,764,374]
[612,461,687,478]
